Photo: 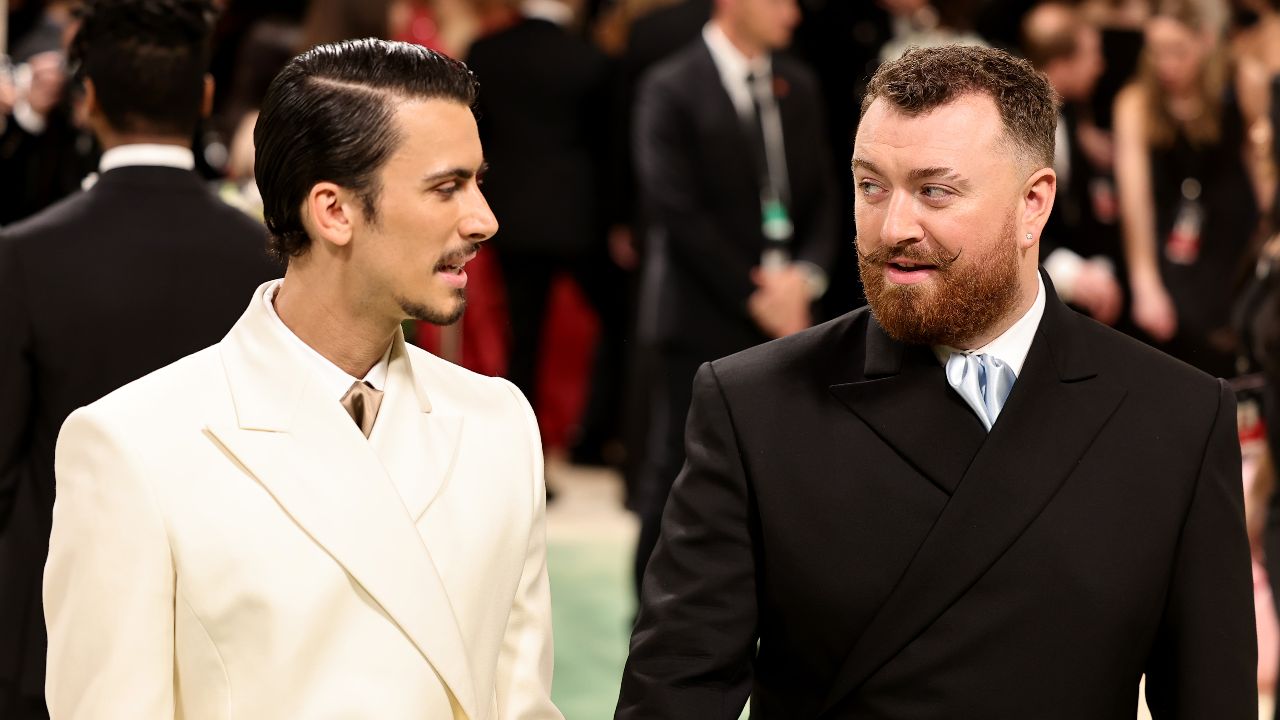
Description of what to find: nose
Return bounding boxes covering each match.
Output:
[879,189,924,246]
[460,183,499,242]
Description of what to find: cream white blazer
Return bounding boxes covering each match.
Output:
[44,283,561,720]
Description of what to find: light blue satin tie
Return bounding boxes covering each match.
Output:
[945,352,1017,431]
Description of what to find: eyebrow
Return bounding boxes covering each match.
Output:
[852,158,969,186]
[421,162,490,184]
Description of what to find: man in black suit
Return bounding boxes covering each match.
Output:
[630,0,838,594]
[0,2,279,716]
[618,45,1255,718]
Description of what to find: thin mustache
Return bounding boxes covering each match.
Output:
[440,242,483,265]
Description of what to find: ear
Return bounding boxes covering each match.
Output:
[82,77,101,119]
[1019,167,1056,252]
[301,181,359,250]
[201,74,215,119]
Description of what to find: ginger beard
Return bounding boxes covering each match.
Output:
[857,210,1022,347]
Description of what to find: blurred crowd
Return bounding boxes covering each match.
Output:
[9,0,1280,712]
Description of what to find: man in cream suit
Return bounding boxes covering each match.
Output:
[43,38,561,719]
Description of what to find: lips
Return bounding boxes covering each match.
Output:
[888,257,938,273]
[435,245,480,274]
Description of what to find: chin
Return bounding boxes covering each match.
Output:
[398,291,467,327]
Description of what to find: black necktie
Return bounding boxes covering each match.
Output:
[745,71,774,200]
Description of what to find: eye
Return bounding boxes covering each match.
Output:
[920,185,954,201]
[435,182,460,197]
[857,179,886,198]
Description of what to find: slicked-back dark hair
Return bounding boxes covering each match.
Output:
[69,0,215,137]
[254,38,479,259]
[862,45,1059,170]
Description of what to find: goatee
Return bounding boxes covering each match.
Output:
[399,289,467,327]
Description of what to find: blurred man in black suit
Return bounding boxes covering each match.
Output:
[1023,1,1125,327]
[630,0,838,595]
[0,2,279,716]
[465,0,625,460]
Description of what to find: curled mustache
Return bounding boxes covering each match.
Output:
[854,241,962,268]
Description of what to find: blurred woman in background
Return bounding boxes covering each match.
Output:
[1115,0,1273,377]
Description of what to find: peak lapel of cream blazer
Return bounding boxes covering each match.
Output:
[207,284,478,719]
[369,339,463,522]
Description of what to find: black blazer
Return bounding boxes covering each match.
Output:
[466,18,611,257]
[0,165,280,708]
[606,0,711,227]
[617,276,1255,719]
[633,40,839,358]
[1040,107,1123,270]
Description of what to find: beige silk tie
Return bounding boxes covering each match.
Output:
[340,380,384,438]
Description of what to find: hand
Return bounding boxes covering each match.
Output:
[607,224,639,271]
[1131,280,1177,342]
[1071,259,1123,326]
[23,51,66,118]
[0,69,15,118]
[748,265,811,338]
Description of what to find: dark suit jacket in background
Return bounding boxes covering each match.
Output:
[634,39,839,360]
[0,165,280,717]
[606,0,711,229]
[628,38,841,594]
[464,14,629,455]
[1040,106,1124,271]
[0,110,97,228]
[467,17,611,258]
[618,276,1255,719]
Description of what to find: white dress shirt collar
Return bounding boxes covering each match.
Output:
[933,273,1046,377]
[521,0,574,26]
[262,279,392,399]
[702,21,772,120]
[99,143,196,173]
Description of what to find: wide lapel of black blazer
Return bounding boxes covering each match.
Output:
[819,276,1129,714]
[828,318,988,496]
[686,39,763,190]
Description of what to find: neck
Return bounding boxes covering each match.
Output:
[97,132,191,151]
[714,16,766,60]
[273,260,399,379]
